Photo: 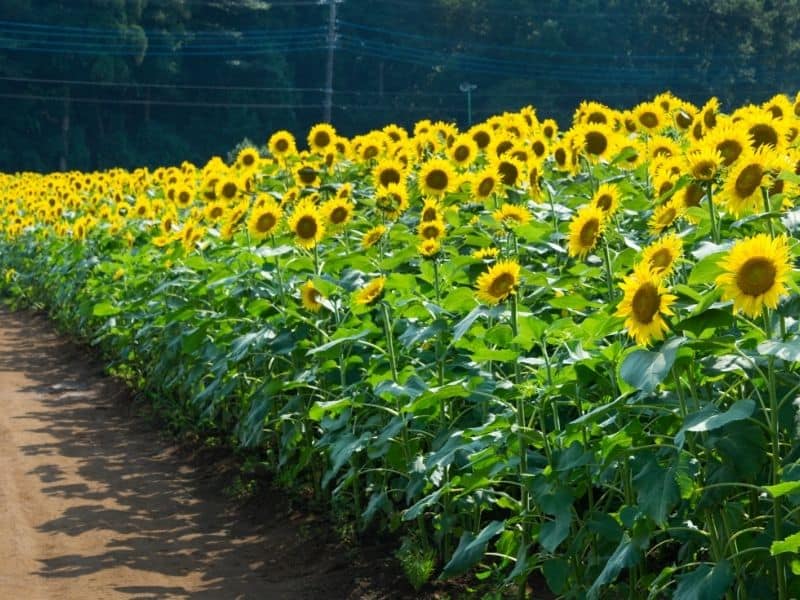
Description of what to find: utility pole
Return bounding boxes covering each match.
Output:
[323,0,338,123]
[459,82,477,127]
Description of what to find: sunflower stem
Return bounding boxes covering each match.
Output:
[706,181,720,244]
[313,242,320,276]
[762,187,776,238]
[602,235,615,303]
[271,234,286,306]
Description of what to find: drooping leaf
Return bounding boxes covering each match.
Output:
[620,337,686,393]
[440,521,505,579]
[673,561,734,600]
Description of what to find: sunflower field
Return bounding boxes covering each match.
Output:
[3,92,800,598]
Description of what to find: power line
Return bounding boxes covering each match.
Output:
[0,75,327,93]
[0,92,325,109]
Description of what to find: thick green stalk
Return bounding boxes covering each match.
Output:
[706,181,720,244]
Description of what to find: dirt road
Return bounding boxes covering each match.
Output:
[0,311,409,599]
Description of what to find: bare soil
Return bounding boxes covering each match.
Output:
[0,310,423,600]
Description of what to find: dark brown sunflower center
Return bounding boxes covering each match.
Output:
[298,167,317,184]
[421,223,442,239]
[498,162,519,186]
[768,106,783,119]
[587,111,607,124]
[658,207,677,226]
[473,131,490,148]
[363,145,379,160]
[684,183,704,207]
[658,181,674,197]
[296,215,318,239]
[703,110,717,129]
[330,207,348,224]
[554,148,567,166]
[221,182,237,199]
[593,192,613,212]
[736,257,776,297]
[639,112,659,129]
[676,110,693,129]
[314,131,331,148]
[585,131,608,155]
[749,124,778,149]
[422,207,438,221]
[495,140,513,156]
[734,164,763,198]
[425,169,448,191]
[477,177,495,197]
[163,217,173,231]
[209,206,224,219]
[717,140,743,166]
[692,122,704,140]
[693,160,717,180]
[379,168,401,187]
[453,145,470,162]
[257,213,276,232]
[489,273,515,298]
[650,248,673,272]
[275,139,289,152]
[532,140,546,157]
[632,282,661,324]
[242,154,256,166]
[579,218,600,247]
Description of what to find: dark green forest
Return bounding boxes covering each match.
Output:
[1,0,799,172]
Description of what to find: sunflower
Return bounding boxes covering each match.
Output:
[700,97,720,131]
[616,262,677,346]
[493,203,531,227]
[418,218,446,241]
[475,260,521,305]
[294,163,321,188]
[376,183,409,220]
[322,197,353,229]
[181,219,206,252]
[552,141,577,174]
[301,280,324,312]
[418,158,457,197]
[468,124,493,150]
[355,275,386,306]
[418,238,441,258]
[472,168,500,200]
[649,198,684,235]
[591,183,622,217]
[641,233,683,278]
[472,247,500,260]
[236,147,260,170]
[575,123,618,162]
[673,100,698,131]
[448,134,479,167]
[632,102,667,133]
[215,175,241,203]
[420,198,442,223]
[362,224,386,249]
[307,123,336,154]
[490,135,515,158]
[526,159,545,202]
[715,234,791,318]
[373,158,405,189]
[268,130,297,159]
[568,205,606,259]
[248,198,283,240]
[382,123,409,144]
[492,156,525,188]
[203,200,228,224]
[541,119,559,140]
[675,181,706,212]
[288,198,325,249]
[722,148,777,216]
[173,183,195,208]
[703,120,750,167]
[684,148,723,182]
[743,111,789,152]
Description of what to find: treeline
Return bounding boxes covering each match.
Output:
[0,0,798,172]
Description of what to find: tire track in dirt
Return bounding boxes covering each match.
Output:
[0,311,411,599]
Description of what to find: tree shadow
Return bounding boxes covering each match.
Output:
[3,310,411,599]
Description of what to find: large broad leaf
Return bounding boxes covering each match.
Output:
[764,480,800,498]
[758,339,800,362]
[633,457,679,527]
[673,561,734,600]
[674,399,755,448]
[587,533,646,600]
[307,328,372,355]
[620,337,686,394]
[539,489,573,553]
[771,531,800,556]
[92,301,120,317]
[440,521,505,579]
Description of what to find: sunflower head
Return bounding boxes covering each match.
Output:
[715,233,791,318]
[568,205,606,259]
[288,198,325,249]
[684,147,723,182]
[301,280,324,312]
[418,158,457,197]
[616,262,677,346]
[355,275,386,306]
[448,134,479,167]
[648,198,684,235]
[641,233,683,279]
[373,158,405,190]
[418,238,441,258]
[475,259,521,305]
[591,182,622,217]
[722,147,778,217]
[248,198,283,240]
[236,147,260,170]
[269,130,297,159]
[322,197,354,229]
[362,224,386,249]
[307,123,337,153]
[471,168,500,200]
[493,203,531,228]
[418,218,446,241]
[632,102,667,133]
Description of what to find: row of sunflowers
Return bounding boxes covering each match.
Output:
[1,91,800,598]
